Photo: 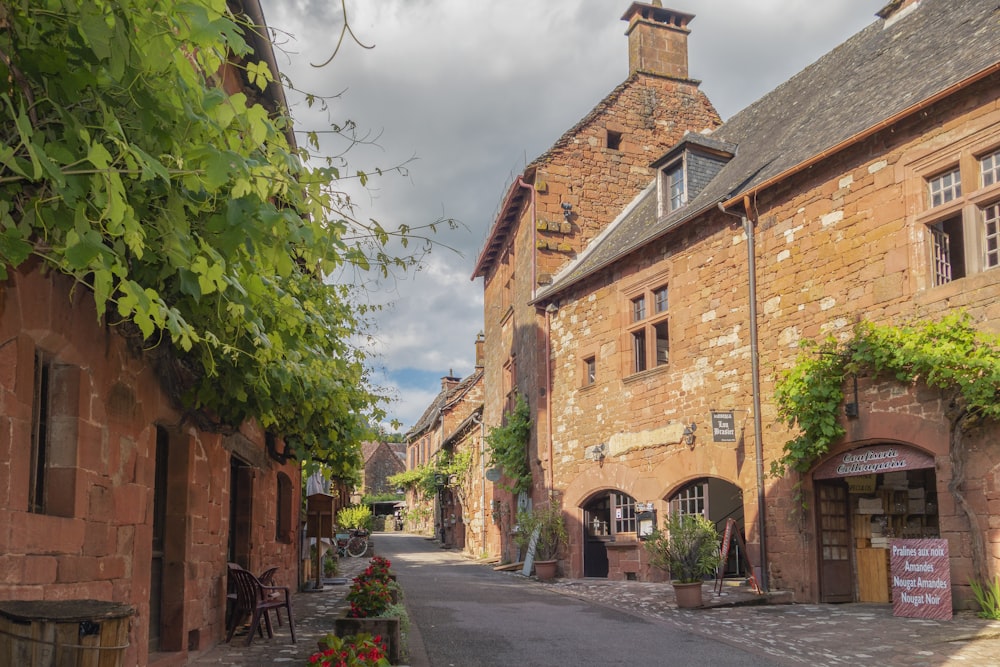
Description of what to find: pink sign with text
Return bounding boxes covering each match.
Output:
[890,538,952,620]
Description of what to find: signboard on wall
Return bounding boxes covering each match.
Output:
[890,538,952,620]
[812,444,936,479]
[711,411,736,442]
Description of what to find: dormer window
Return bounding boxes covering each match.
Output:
[652,133,736,219]
[663,161,685,213]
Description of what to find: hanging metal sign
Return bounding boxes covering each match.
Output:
[711,411,736,442]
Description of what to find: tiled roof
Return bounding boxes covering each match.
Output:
[537,0,1000,300]
[405,369,484,439]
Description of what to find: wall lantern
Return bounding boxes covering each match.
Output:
[637,510,657,540]
[682,423,697,448]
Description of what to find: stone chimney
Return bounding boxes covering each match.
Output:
[474,332,485,369]
[621,2,695,80]
[441,371,461,392]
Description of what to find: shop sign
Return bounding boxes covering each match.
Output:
[813,444,935,479]
[710,411,736,442]
[890,538,952,620]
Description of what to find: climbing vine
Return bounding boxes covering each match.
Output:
[0,0,452,476]
[485,394,532,495]
[388,450,473,499]
[772,312,1000,476]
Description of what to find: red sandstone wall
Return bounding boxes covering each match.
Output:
[0,265,301,664]
[543,74,1000,600]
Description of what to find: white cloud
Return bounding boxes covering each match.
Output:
[261,0,886,430]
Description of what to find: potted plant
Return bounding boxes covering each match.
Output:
[644,512,723,608]
[514,502,568,581]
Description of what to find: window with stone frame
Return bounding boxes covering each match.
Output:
[627,284,669,375]
[916,143,1000,287]
[659,159,686,215]
[582,355,596,387]
[28,348,79,517]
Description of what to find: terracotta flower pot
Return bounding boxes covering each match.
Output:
[534,559,558,581]
[672,581,703,608]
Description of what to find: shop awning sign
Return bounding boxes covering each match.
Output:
[812,444,935,479]
[710,411,736,442]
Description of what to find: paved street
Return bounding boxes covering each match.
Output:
[190,532,1000,666]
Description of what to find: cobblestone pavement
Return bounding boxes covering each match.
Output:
[541,577,1000,666]
[187,553,374,666]
[189,537,1000,667]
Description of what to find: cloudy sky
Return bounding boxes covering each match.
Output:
[261,0,887,432]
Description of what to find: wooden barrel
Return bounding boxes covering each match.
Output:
[0,600,133,667]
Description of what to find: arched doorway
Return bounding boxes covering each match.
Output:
[813,443,939,603]
[581,491,636,578]
[668,477,747,578]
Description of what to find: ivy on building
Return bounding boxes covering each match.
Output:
[388,450,472,499]
[0,0,454,476]
[773,311,1000,476]
[485,393,532,495]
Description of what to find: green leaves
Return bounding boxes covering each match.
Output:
[0,0,425,473]
[486,394,533,495]
[773,313,1000,476]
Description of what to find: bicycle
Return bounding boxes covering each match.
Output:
[335,528,369,558]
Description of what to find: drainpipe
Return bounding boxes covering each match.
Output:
[544,303,558,494]
[472,412,485,554]
[718,201,769,593]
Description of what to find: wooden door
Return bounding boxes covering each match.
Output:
[817,482,853,602]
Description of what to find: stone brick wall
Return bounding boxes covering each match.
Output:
[0,265,301,664]
[542,71,1000,601]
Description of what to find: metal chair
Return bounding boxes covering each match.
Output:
[225,564,296,646]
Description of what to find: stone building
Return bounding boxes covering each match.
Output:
[361,441,405,497]
[471,2,721,562]
[404,337,488,554]
[526,0,999,608]
[0,3,304,665]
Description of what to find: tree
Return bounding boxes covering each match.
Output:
[0,0,446,475]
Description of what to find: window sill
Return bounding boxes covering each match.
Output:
[623,365,669,385]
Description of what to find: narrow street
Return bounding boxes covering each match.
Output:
[377,533,786,667]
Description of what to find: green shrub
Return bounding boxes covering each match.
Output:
[970,576,1000,620]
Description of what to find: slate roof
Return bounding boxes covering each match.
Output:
[536,0,1000,301]
[405,369,484,440]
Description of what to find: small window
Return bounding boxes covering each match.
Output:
[982,150,1000,187]
[276,472,293,542]
[654,286,668,313]
[631,296,645,322]
[583,356,596,386]
[929,216,965,285]
[654,321,669,366]
[928,168,961,207]
[665,162,685,212]
[984,203,1000,269]
[632,330,647,373]
[606,130,622,151]
[29,350,52,514]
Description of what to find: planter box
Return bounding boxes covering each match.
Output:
[333,613,401,664]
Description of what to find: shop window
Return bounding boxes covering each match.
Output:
[584,492,637,539]
[613,492,636,534]
[670,481,707,517]
[626,283,670,375]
